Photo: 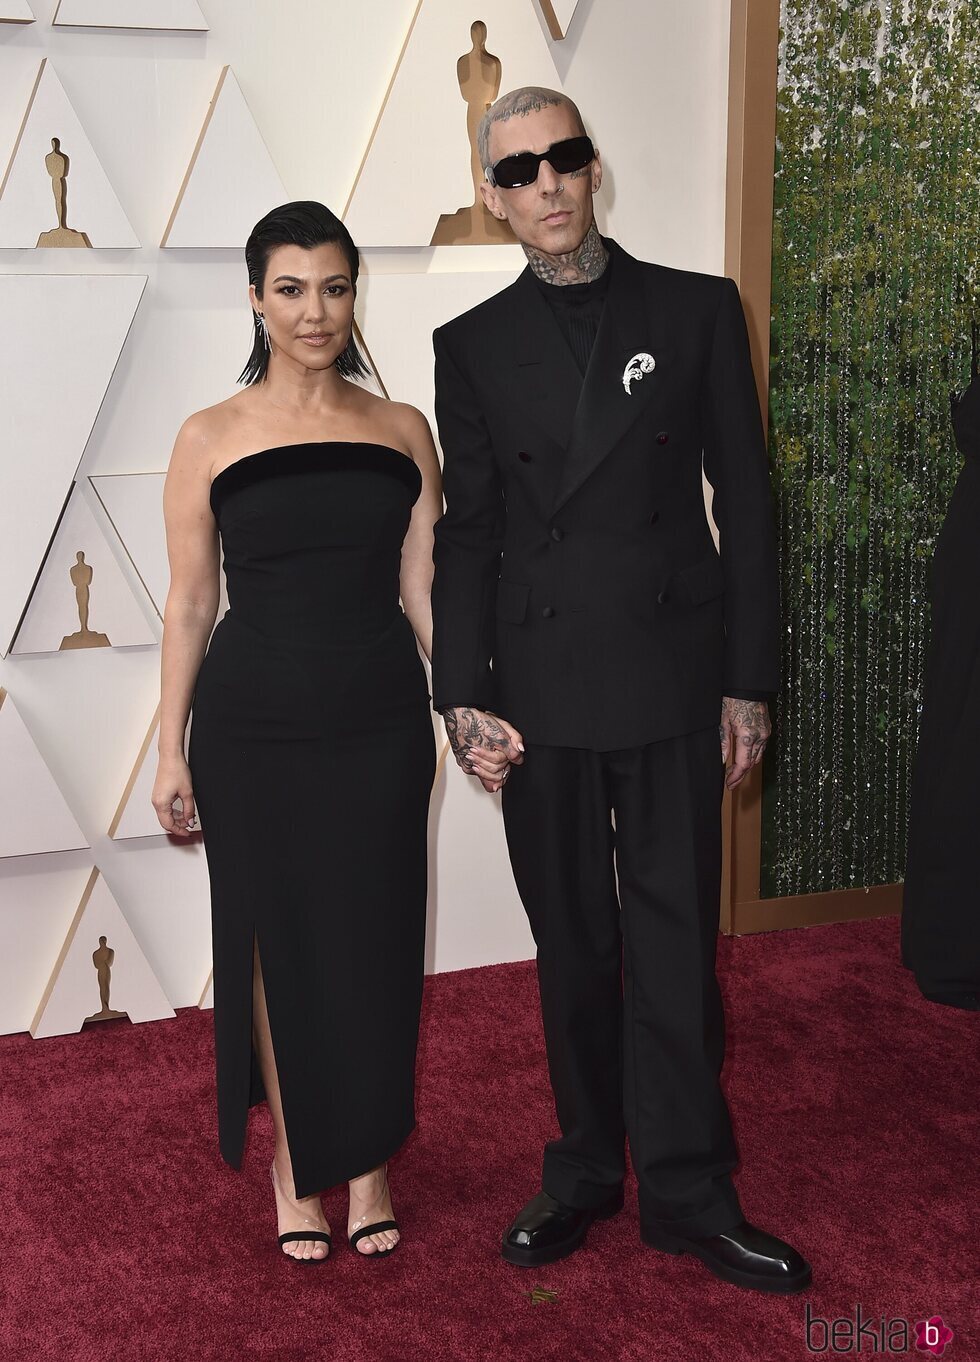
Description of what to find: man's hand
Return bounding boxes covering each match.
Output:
[720,697,771,790]
[441,706,524,793]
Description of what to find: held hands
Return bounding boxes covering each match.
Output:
[442,706,525,793]
[151,754,198,835]
[720,697,771,790]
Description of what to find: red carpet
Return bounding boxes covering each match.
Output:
[3,916,976,1362]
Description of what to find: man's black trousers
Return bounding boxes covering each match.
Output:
[500,725,744,1238]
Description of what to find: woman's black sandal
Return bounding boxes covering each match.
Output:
[349,1220,400,1258]
[278,1229,332,1262]
[271,1162,331,1263]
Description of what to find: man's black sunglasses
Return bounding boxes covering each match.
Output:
[486,135,596,190]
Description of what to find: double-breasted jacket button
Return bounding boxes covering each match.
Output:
[656,431,669,445]
[518,450,532,462]
[550,526,565,542]
[657,590,669,605]
[649,511,660,525]
[541,605,556,618]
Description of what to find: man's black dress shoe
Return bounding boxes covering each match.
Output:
[642,1219,812,1294]
[501,1189,624,1267]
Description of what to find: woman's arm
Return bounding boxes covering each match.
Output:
[153,415,221,834]
[394,404,442,664]
[393,403,510,790]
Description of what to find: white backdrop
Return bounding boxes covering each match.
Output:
[0,0,731,1036]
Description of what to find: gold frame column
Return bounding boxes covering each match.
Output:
[721,0,903,934]
[721,0,780,934]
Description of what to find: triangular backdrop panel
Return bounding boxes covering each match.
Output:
[0,1,34,21]
[359,263,523,437]
[108,702,201,840]
[92,469,231,624]
[426,747,532,974]
[345,0,562,246]
[31,867,175,1038]
[537,0,581,39]
[89,472,168,618]
[0,273,147,656]
[108,703,158,839]
[0,59,140,248]
[351,320,388,400]
[12,483,157,654]
[0,688,89,858]
[198,971,212,1010]
[53,0,208,30]
[162,66,288,248]
[0,861,91,1035]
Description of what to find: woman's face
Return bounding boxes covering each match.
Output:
[249,241,355,372]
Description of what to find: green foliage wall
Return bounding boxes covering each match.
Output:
[763,0,980,897]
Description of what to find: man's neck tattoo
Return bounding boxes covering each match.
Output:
[523,223,608,286]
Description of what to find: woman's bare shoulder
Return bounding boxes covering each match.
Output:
[375,397,431,450]
[340,386,430,455]
[171,392,252,472]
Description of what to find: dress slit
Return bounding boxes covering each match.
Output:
[250,923,308,1187]
[247,925,264,1109]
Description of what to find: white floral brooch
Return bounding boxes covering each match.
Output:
[622,352,656,396]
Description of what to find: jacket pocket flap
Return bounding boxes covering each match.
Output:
[496,578,530,624]
[674,553,725,605]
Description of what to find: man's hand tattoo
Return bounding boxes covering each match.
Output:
[721,697,772,767]
[442,706,513,773]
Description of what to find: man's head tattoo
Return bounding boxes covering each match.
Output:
[477,86,588,173]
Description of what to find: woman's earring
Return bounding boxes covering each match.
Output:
[256,311,270,351]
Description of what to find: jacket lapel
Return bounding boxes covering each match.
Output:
[551,239,664,516]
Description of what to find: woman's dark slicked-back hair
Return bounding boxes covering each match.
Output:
[238,200,370,386]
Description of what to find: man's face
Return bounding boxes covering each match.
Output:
[480,103,602,257]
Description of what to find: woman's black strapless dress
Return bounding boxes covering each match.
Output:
[188,442,436,1195]
[902,377,980,1006]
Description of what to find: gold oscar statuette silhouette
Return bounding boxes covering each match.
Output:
[60,550,111,650]
[37,137,92,248]
[430,21,516,246]
[84,935,129,1024]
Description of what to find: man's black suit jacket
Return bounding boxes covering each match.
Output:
[430,238,779,752]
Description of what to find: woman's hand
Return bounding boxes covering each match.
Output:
[152,754,197,835]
